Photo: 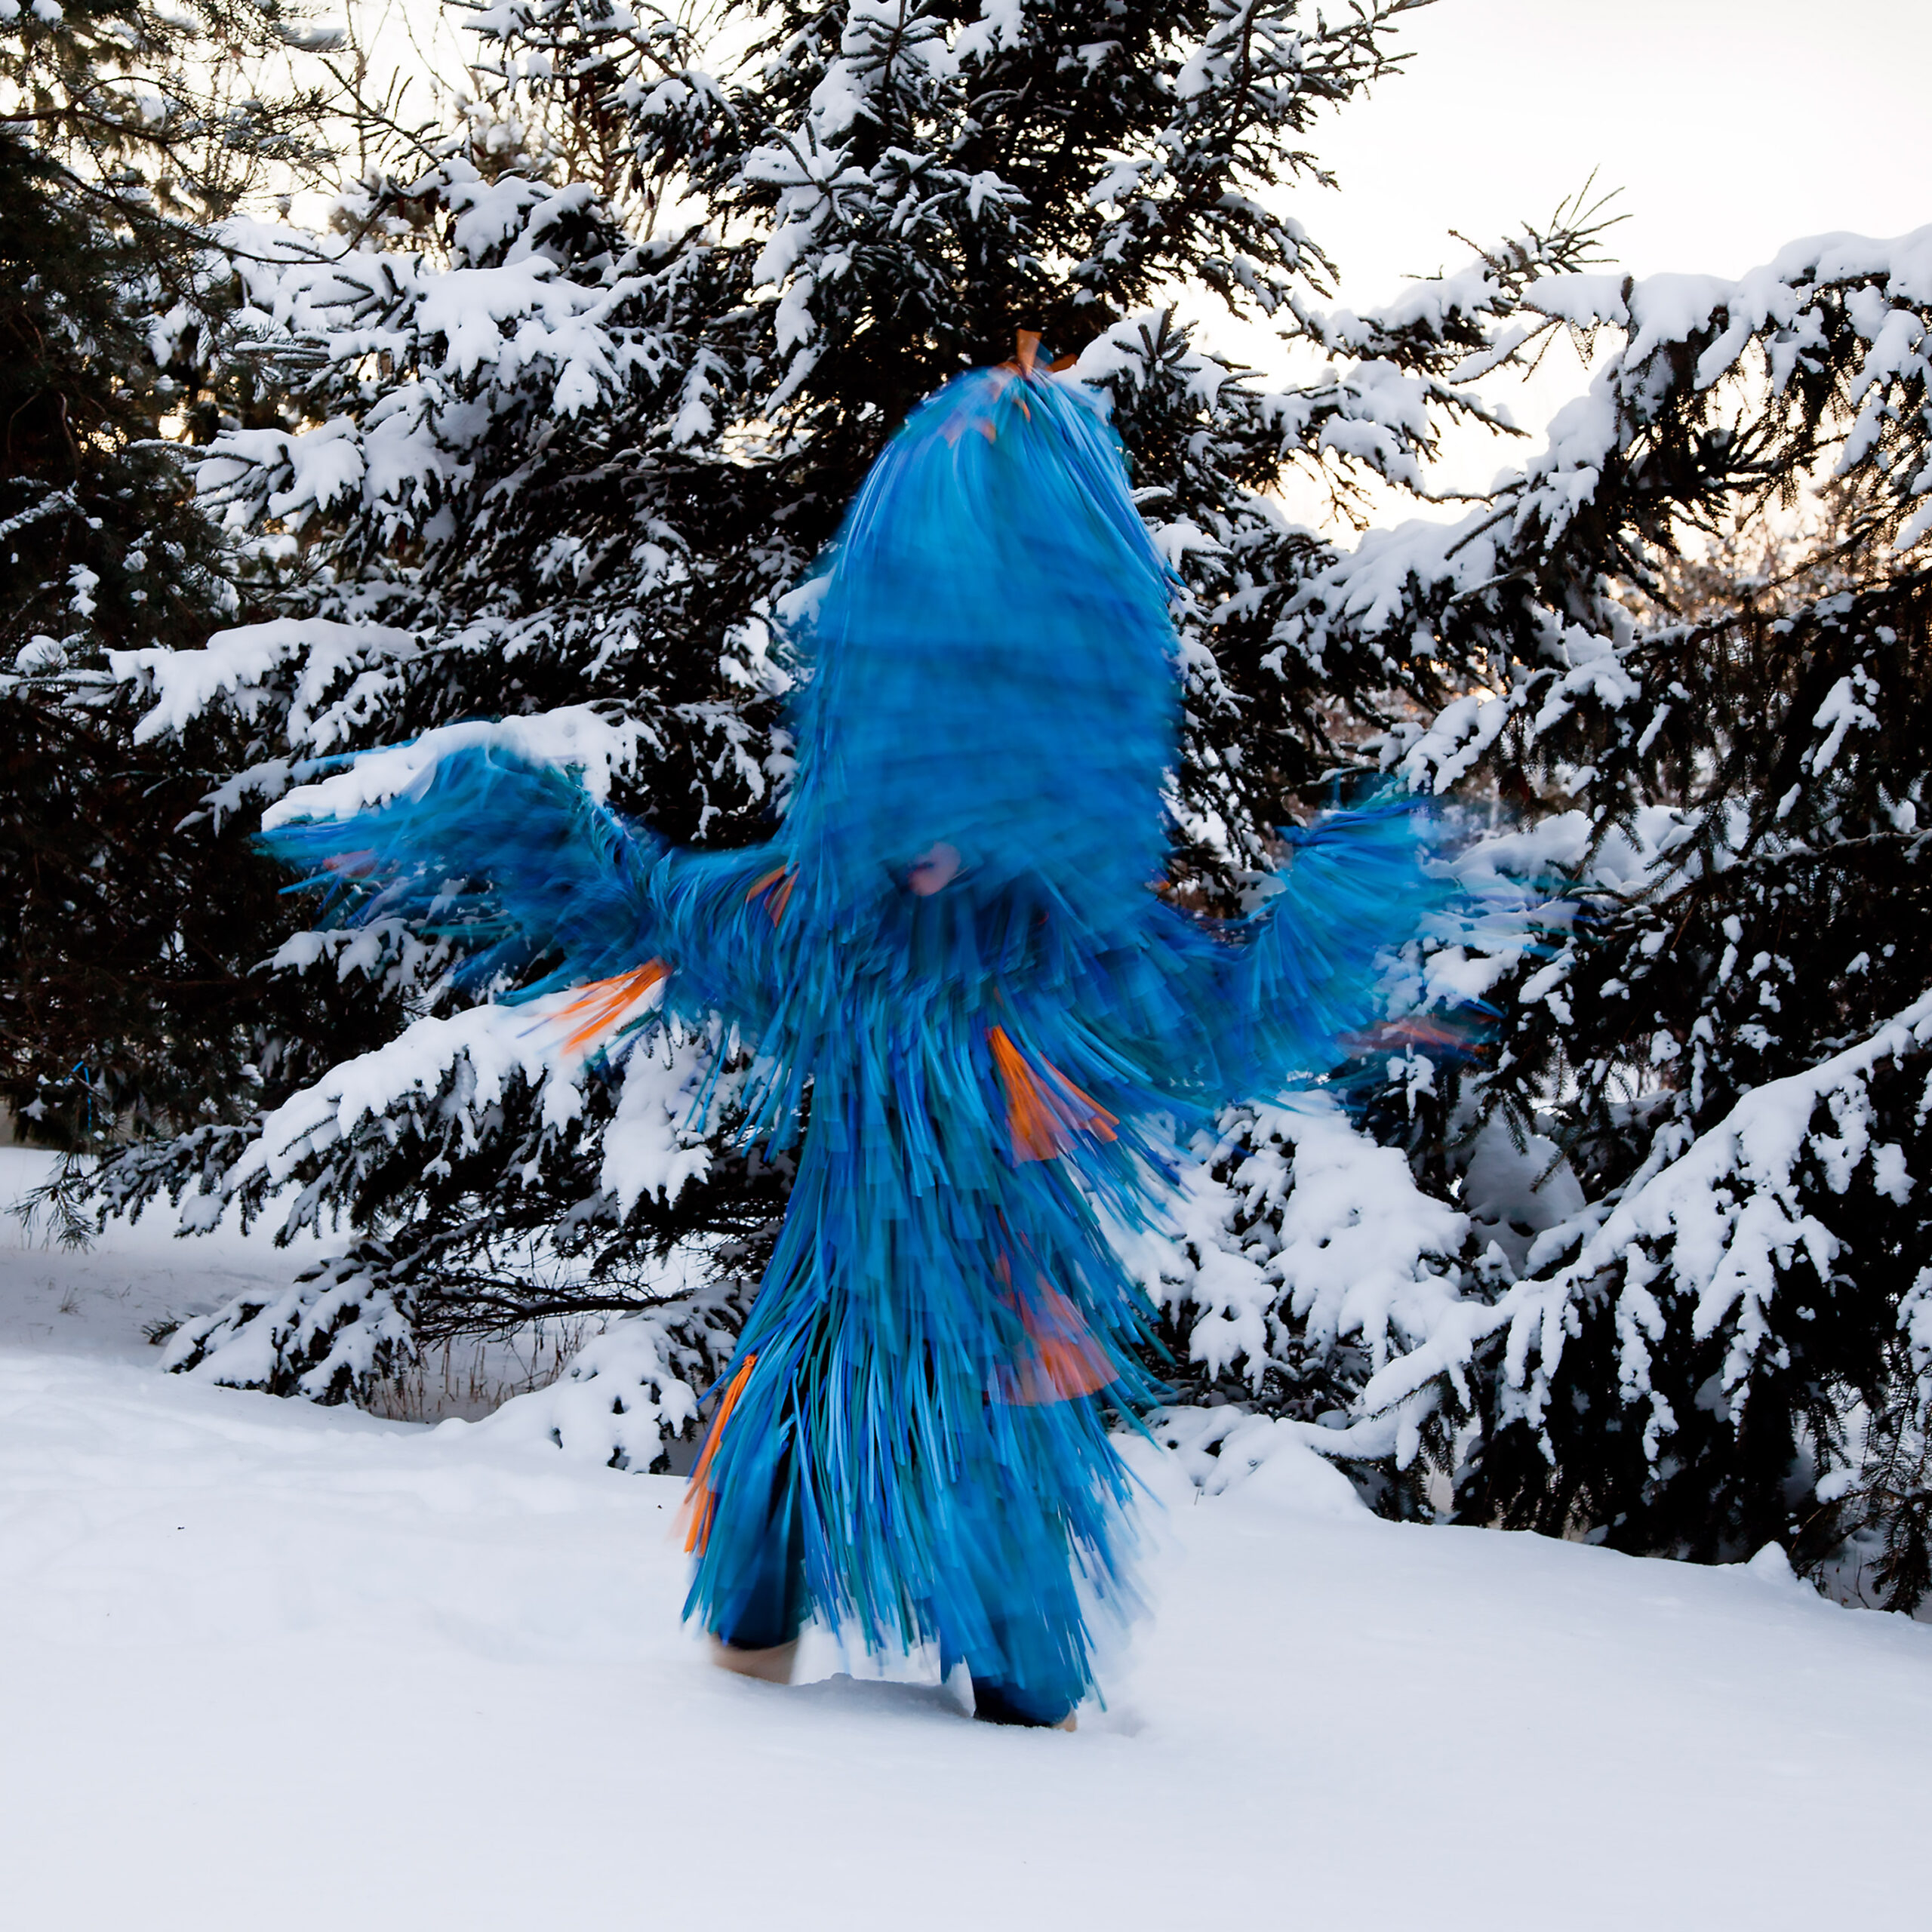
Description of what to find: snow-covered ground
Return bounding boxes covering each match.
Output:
[2,1155,1929,1930]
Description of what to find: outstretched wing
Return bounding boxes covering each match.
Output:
[260,741,663,999]
[261,735,804,1059]
[1211,799,1471,1090]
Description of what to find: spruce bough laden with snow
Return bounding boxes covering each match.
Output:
[0,2,383,1154]
[95,1,1932,1607]
[1330,235,1932,1600]
[106,0,1590,1429]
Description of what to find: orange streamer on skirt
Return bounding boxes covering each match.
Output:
[681,1352,758,1555]
[995,1281,1117,1407]
[986,1025,1118,1163]
[743,866,796,925]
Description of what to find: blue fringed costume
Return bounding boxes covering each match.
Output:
[266,355,1447,1725]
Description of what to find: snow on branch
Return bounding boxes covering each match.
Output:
[260,706,650,825]
[1128,1092,1473,1475]
[1362,992,1932,1454]
[1509,225,1932,553]
[112,617,417,749]
[162,1246,416,1405]
[219,1002,589,1206]
[468,1280,752,1472]
[186,991,709,1241]
[1278,223,1932,693]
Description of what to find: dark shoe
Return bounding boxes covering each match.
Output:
[971,1679,1077,1730]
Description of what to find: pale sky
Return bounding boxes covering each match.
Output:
[1303,0,1930,297]
[1250,0,1932,517]
[357,0,1930,520]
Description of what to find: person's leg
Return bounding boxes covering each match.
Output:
[709,1631,798,1682]
[964,1587,1087,1727]
[929,1475,1091,1728]
[706,1439,809,1681]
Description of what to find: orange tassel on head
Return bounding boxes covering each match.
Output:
[1001,331,1042,376]
[955,334,1045,447]
[987,1025,1118,1163]
[554,959,668,1056]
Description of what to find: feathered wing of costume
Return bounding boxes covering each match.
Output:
[263,358,1447,1724]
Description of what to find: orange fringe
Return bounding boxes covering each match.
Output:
[996,1281,1116,1407]
[681,1352,758,1555]
[743,866,796,925]
[959,334,1045,446]
[554,959,668,1056]
[986,1025,1118,1163]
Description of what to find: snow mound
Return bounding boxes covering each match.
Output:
[4,1345,1928,1930]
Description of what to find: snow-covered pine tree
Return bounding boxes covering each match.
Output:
[1292,237,1932,1598]
[63,0,1932,1607]
[106,0,1603,1440]
[0,2,387,1183]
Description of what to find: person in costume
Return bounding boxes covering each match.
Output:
[264,340,1447,1729]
